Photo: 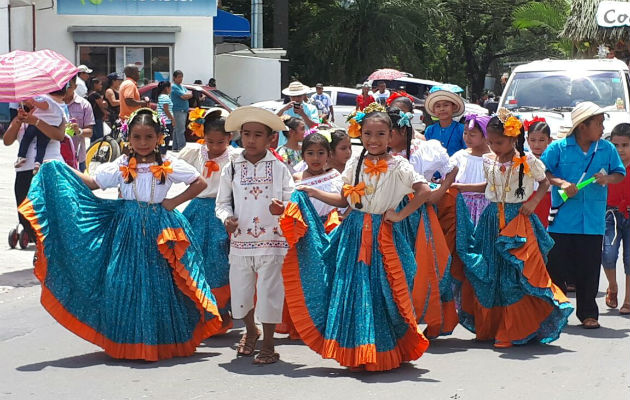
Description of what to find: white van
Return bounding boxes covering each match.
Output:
[499,58,630,138]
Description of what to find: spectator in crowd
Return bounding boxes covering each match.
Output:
[310,83,334,123]
[64,75,95,172]
[485,92,499,114]
[75,65,92,98]
[104,72,122,126]
[87,78,107,143]
[372,81,390,105]
[356,84,375,111]
[156,81,174,154]
[208,78,216,87]
[171,70,193,152]
[276,81,318,128]
[119,65,149,120]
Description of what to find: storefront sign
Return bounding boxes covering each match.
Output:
[597,1,630,27]
[57,0,217,17]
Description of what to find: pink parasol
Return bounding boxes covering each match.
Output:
[0,49,79,102]
[367,68,409,81]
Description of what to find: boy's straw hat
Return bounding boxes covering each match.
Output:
[282,81,310,96]
[568,101,606,136]
[425,86,465,118]
[204,107,229,121]
[225,106,287,132]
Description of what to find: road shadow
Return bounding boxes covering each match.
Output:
[0,267,38,288]
[16,350,220,372]
[562,324,630,339]
[496,342,575,360]
[424,337,487,354]
[218,357,438,383]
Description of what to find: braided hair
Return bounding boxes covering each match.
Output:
[126,109,166,184]
[527,121,551,138]
[282,117,305,138]
[387,106,413,160]
[487,116,526,199]
[352,111,392,209]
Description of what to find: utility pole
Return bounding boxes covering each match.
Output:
[251,0,263,49]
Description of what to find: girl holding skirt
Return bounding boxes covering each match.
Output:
[19,108,222,361]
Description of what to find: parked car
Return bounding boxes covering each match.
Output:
[139,83,240,141]
[499,58,630,138]
[251,86,361,127]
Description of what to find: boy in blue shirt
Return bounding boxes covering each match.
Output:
[423,87,466,156]
[542,102,626,329]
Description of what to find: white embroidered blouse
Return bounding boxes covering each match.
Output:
[94,154,200,203]
[341,154,427,214]
[297,169,344,217]
[482,152,546,203]
[215,150,295,256]
[177,144,242,198]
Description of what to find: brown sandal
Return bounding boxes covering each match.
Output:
[620,303,630,315]
[237,330,261,357]
[582,318,600,329]
[606,288,618,309]
[253,349,280,365]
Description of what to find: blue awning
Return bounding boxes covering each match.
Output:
[214,9,250,37]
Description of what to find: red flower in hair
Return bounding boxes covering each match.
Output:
[386,91,415,106]
[523,116,546,132]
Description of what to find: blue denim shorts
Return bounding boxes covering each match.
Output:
[602,208,630,274]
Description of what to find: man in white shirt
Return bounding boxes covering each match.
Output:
[372,81,391,105]
[309,83,334,123]
[75,65,92,98]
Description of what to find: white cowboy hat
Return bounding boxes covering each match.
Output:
[225,106,287,132]
[568,101,606,135]
[282,81,309,96]
[425,89,465,118]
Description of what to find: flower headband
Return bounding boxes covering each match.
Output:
[188,108,207,138]
[346,102,387,138]
[523,116,546,132]
[122,107,166,136]
[496,107,523,137]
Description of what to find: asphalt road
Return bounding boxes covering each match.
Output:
[0,138,628,400]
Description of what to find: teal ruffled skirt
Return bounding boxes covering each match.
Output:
[280,191,428,371]
[454,198,573,345]
[19,161,222,361]
[183,197,231,315]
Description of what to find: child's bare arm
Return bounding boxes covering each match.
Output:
[298,186,349,208]
[519,177,549,216]
[384,181,430,223]
[162,176,207,211]
[71,168,100,190]
[451,182,487,193]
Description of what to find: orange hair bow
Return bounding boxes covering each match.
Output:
[204,160,220,178]
[150,160,173,181]
[364,158,388,178]
[503,116,523,137]
[119,157,137,181]
[343,182,366,206]
[512,155,530,175]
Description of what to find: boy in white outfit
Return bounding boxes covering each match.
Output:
[216,106,294,365]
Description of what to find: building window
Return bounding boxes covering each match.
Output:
[77,45,172,86]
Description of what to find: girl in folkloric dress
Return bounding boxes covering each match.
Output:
[178,114,242,333]
[452,110,573,348]
[281,103,431,371]
[19,108,222,361]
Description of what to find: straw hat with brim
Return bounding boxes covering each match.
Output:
[225,106,287,132]
[425,90,465,118]
[282,81,309,97]
[204,107,230,121]
[568,101,606,135]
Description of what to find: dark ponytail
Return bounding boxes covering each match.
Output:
[387,106,413,159]
[515,125,526,199]
[353,149,367,209]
